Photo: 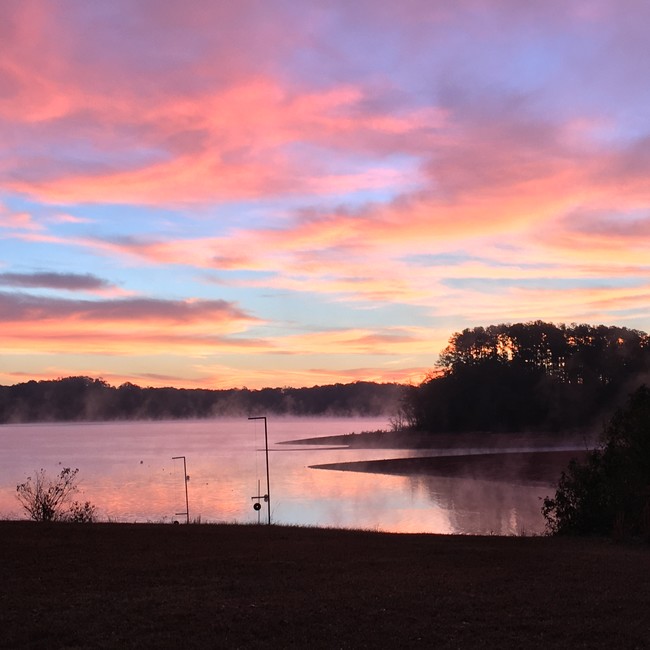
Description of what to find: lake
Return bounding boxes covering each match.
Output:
[0,417,572,534]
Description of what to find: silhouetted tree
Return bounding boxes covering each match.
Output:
[542,385,650,538]
[16,467,96,523]
[406,321,650,433]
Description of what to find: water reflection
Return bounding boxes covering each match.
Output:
[414,474,548,535]
[0,418,565,534]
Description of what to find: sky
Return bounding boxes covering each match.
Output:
[1,0,650,390]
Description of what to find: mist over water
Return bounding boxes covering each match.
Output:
[0,417,572,534]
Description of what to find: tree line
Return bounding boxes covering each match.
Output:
[403,321,650,433]
[0,377,403,424]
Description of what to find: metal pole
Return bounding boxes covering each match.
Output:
[248,416,271,525]
[172,456,189,524]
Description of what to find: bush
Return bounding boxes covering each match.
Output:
[542,385,650,538]
[16,467,96,523]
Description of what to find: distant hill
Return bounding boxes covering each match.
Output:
[0,377,404,424]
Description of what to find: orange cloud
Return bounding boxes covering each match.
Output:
[267,327,437,357]
[189,363,432,390]
[433,282,650,327]
[0,293,262,356]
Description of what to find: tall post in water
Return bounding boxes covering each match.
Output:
[248,416,271,525]
[172,455,190,524]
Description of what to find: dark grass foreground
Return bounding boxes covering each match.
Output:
[1,522,648,649]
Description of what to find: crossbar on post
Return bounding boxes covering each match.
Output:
[248,416,271,525]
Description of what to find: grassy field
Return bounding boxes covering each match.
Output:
[1,521,648,649]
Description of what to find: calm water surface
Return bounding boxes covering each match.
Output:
[0,417,556,534]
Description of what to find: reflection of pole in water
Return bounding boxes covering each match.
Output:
[248,416,271,525]
[172,455,190,524]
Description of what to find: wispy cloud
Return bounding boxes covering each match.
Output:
[0,208,43,232]
[0,292,261,357]
[0,292,254,325]
[0,271,114,292]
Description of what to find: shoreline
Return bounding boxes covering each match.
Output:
[284,430,593,487]
[280,428,598,450]
[310,449,589,486]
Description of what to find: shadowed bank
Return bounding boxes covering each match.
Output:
[1,521,648,648]
[309,450,590,487]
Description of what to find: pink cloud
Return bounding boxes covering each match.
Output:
[2,2,649,264]
[0,209,42,231]
[0,292,264,358]
[51,213,93,224]
[1,78,430,203]
[0,293,254,326]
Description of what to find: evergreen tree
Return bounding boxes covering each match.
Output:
[542,385,650,538]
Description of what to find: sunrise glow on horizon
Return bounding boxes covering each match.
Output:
[1,1,649,390]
